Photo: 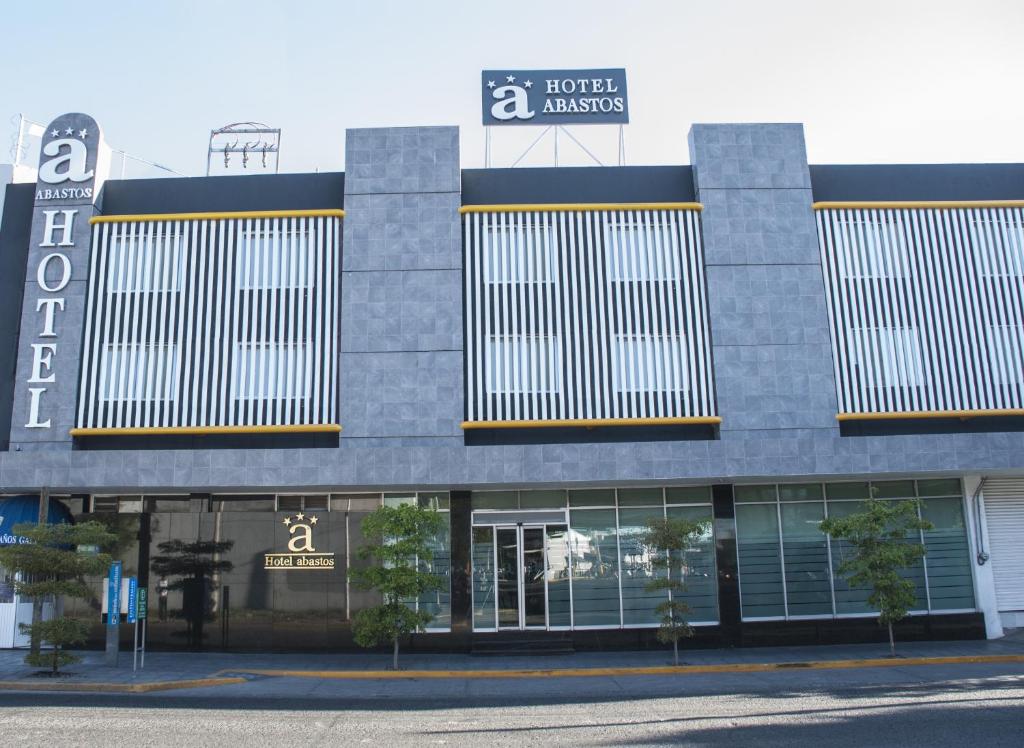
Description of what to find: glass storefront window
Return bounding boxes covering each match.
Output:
[618,488,663,508]
[472,526,496,629]
[780,501,832,616]
[568,489,615,507]
[618,507,666,625]
[737,480,973,621]
[569,509,620,626]
[735,503,785,618]
[666,505,718,623]
[545,526,572,627]
[921,496,975,610]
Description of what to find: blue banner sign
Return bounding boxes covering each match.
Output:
[126,577,138,624]
[107,561,122,626]
[482,68,629,126]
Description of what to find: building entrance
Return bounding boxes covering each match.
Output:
[471,512,572,632]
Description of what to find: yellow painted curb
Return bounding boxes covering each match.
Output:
[0,676,246,693]
[216,654,1024,680]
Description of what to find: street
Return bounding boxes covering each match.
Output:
[1,662,1022,746]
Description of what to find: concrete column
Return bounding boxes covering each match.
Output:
[340,127,464,463]
[688,124,838,448]
[964,475,1005,639]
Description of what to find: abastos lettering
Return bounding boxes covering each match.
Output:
[483,68,629,126]
[34,187,93,201]
[264,513,336,570]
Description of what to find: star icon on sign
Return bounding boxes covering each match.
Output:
[309,515,318,525]
[506,74,516,83]
[523,80,533,89]
[486,80,495,89]
[296,512,305,521]
[50,129,59,138]
[283,517,292,526]
[65,127,74,135]
[79,128,88,139]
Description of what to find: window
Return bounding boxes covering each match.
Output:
[734,480,972,621]
[98,344,179,402]
[613,334,688,393]
[851,327,926,388]
[604,220,679,282]
[834,215,908,279]
[986,325,1024,384]
[106,233,185,292]
[486,335,561,394]
[569,508,620,626]
[973,217,1024,277]
[485,221,554,283]
[237,229,309,290]
[231,342,310,400]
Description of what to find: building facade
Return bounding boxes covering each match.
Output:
[1,113,1022,653]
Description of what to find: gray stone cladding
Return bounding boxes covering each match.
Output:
[4,123,1024,492]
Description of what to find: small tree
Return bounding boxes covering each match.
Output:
[820,499,933,656]
[642,516,710,666]
[150,539,234,650]
[351,503,444,670]
[0,521,116,675]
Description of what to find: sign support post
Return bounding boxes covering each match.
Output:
[104,561,121,666]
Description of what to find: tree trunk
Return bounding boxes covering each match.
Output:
[30,488,50,657]
[888,622,895,657]
[51,646,58,676]
[673,640,679,667]
[393,636,399,671]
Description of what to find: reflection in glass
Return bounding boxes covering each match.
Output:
[472,527,496,629]
[735,503,785,618]
[666,506,718,623]
[496,528,520,628]
[780,502,832,616]
[545,525,571,627]
[618,507,665,625]
[921,497,975,610]
[522,528,546,627]
[569,509,620,626]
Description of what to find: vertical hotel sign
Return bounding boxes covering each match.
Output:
[10,114,109,445]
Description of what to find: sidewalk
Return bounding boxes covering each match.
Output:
[1,632,1022,692]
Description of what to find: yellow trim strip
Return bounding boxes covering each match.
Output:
[214,654,1024,681]
[838,409,1024,422]
[90,209,345,225]
[813,200,1024,211]
[461,417,720,429]
[70,424,342,437]
[459,202,703,215]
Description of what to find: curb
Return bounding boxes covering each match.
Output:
[0,676,247,694]
[216,653,1024,680]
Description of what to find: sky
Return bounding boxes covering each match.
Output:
[2,0,1023,176]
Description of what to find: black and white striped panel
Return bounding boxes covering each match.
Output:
[817,206,1024,414]
[463,208,716,423]
[77,215,341,429]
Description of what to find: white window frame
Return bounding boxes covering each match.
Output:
[851,326,927,388]
[835,215,907,280]
[604,220,678,282]
[230,341,311,400]
[237,228,310,290]
[98,343,179,402]
[106,233,185,293]
[612,333,688,393]
[486,334,561,394]
[485,222,555,283]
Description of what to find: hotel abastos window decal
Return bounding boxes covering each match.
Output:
[264,512,335,570]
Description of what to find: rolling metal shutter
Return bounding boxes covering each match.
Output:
[983,479,1024,611]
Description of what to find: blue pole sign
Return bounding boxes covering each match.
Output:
[126,577,138,624]
[107,561,122,626]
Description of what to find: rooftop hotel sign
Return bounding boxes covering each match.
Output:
[482,68,629,126]
[10,113,109,447]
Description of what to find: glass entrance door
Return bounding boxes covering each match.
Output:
[495,525,547,630]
